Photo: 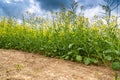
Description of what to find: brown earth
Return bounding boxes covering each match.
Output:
[0,49,120,80]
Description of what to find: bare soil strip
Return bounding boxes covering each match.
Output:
[0,49,120,80]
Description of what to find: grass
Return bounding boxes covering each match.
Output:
[0,10,120,70]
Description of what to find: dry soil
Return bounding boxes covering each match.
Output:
[0,49,120,80]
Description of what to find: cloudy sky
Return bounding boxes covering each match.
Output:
[0,0,119,19]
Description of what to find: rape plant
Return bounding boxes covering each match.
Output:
[0,9,120,70]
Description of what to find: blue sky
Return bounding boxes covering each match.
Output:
[0,0,119,19]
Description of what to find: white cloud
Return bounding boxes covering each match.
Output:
[25,0,51,18]
[84,6,103,19]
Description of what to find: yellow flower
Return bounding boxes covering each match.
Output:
[93,26,98,31]
[59,31,64,37]
[85,18,89,22]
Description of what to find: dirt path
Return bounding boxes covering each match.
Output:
[0,49,120,80]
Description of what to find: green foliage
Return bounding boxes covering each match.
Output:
[111,62,120,71]
[114,72,119,80]
[0,10,120,70]
[76,55,82,62]
[15,63,24,71]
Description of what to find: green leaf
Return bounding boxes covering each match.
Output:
[91,58,98,64]
[64,56,69,60]
[111,62,120,71]
[104,49,112,54]
[67,51,73,55]
[77,48,84,51]
[105,40,112,45]
[53,50,57,52]
[68,43,74,49]
[105,55,112,61]
[114,50,120,56]
[76,55,82,62]
[84,57,91,65]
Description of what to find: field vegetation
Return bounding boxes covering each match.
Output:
[0,7,120,71]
